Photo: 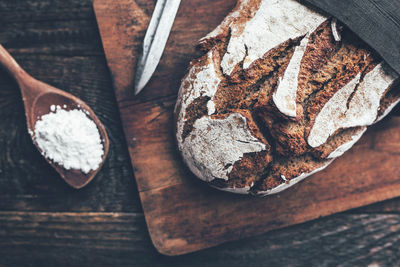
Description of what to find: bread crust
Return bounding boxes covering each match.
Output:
[175,0,400,195]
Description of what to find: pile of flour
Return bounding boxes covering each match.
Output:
[34,105,104,174]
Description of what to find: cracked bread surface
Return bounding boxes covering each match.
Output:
[175,0,400,195]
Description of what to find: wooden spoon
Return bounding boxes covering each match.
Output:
[0,44,110,189]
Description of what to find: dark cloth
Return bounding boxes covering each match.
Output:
[302,0,400,74]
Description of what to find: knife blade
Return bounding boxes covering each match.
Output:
[134,0,181,95]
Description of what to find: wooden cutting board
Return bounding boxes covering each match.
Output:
[93,0,400,256]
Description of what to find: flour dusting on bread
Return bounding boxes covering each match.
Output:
[181,113,267,182]
[175,0,400,195]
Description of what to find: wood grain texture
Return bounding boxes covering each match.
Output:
[3,211,400,266]
[94,0,400,256]
[2,0,400,265]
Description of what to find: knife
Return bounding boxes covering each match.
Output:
[134,0,181,95]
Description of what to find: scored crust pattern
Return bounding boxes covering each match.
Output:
[175,0,400,195]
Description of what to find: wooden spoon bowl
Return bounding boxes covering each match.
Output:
[0,44,110,189]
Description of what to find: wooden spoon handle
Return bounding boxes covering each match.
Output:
[0,44,26,80]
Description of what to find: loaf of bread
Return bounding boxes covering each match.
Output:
[174,0,400,195]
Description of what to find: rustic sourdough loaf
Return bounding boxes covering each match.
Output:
[174,0,400,195]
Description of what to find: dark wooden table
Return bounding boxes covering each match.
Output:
[1,0,400,266]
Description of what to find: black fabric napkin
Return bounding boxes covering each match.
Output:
[302,0,400,75]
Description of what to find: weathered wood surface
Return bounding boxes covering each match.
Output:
[94,0,400,256]
[3,211,400,266]
[0,0,400,265]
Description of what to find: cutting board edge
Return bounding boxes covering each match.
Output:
[139,177,400,256]
[93,0,400,257]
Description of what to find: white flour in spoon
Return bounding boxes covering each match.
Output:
[34,105,104,173]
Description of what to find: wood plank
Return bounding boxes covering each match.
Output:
[2,211,400,266]
[93,0,151,102]
[0,211,154,266]
[94,0,400,256]
[358,196,400,214]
